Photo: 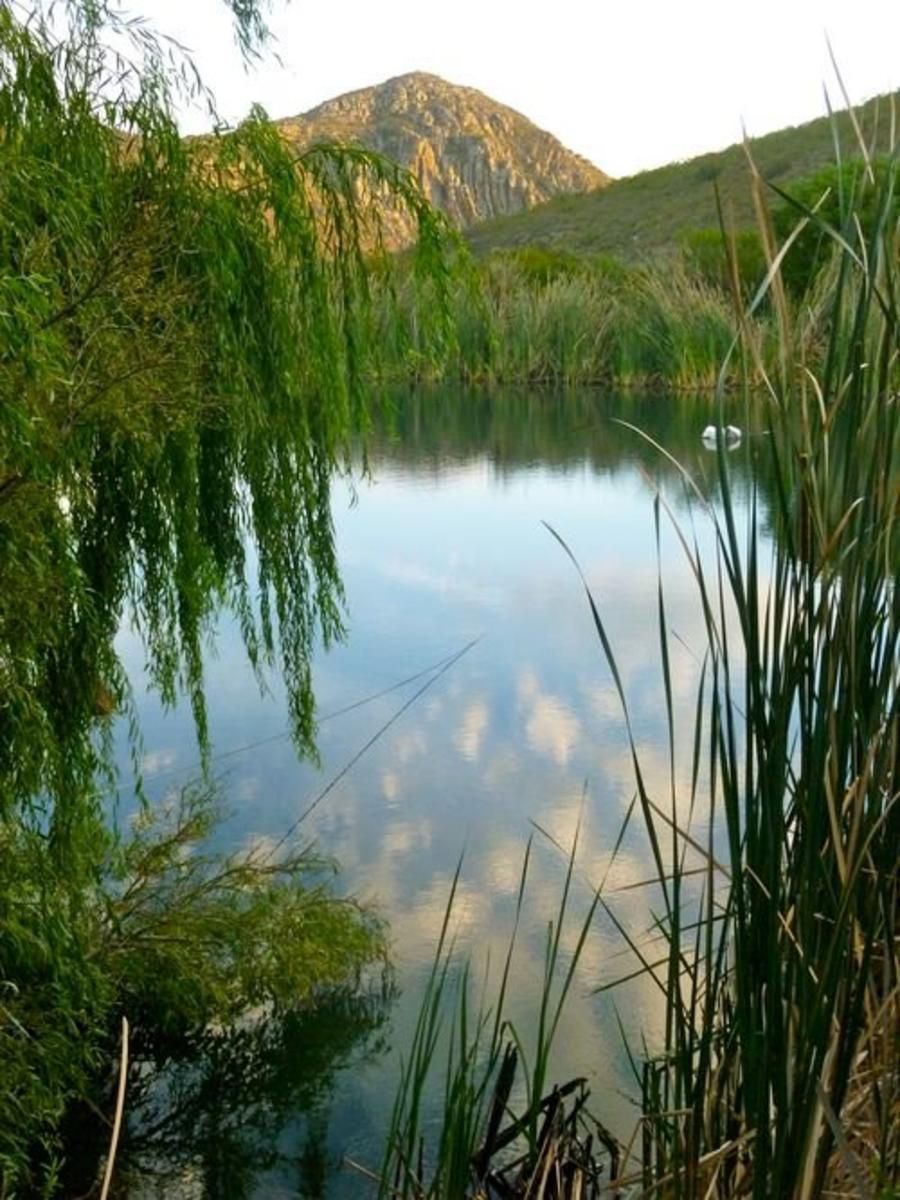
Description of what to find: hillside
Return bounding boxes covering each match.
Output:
[275,72,609,244]
[467,90,900,260]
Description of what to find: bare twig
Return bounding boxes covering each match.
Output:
[99,1015,129,1200]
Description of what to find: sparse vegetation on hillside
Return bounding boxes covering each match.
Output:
[468,90,900,260]
[375,137,900,389]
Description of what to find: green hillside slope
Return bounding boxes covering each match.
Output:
[467,90,899,260]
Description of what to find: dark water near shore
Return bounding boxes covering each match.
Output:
[115,388,765,1198]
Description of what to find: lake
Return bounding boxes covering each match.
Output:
[115,387,763,1198]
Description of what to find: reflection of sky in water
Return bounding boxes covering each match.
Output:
[115,393,758,1197]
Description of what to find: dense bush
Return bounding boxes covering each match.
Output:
[680,226,766,297]
[1,791,386,1192]
[773,157,900,294]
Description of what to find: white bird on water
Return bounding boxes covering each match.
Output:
[701,424,742,446]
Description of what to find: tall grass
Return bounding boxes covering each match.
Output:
[376,127,899,1197]
[375,253,776,390]
[378,829,617,1198]
[618,134,900,1200]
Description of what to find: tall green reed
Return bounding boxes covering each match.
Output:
[379,816,621,1198]
[564,128,898,1197]
[374,254,772,390]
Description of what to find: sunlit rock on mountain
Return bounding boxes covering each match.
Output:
[274,71,609,244]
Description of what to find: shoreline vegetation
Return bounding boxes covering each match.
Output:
[370,162,899,391]
[0,2,897,1197]
[375,250,757,390]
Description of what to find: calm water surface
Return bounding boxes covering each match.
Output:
[116,389,765,1198]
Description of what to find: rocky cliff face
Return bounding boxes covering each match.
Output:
[275,72,609,244]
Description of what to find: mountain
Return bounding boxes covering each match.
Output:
[274,72,609,243]
[467,90,900,261]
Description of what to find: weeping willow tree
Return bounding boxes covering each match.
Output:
[0,1,459,1190]
[0,0,458,806]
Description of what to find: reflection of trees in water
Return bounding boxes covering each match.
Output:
[117,984,391,1199]
[366,387,899,574]
[366,385,759,497]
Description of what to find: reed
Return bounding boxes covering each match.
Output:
[374,252,775,390]
[378,828,620,1199]
[612,144,900,1198]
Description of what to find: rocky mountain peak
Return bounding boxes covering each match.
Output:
[274,72,609,243]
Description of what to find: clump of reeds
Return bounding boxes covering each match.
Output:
[372,104,899,1200]
[373,834,629,1199]
[373,248,775,390]
[616,123,899,1199]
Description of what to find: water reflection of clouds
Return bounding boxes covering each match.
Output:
[139,747,177,775]
[390,727,428,765]
[375,557,505,609]
[518,668,581,767]
[483,837,529,895]
[454,697,490,762]
[381,819,432,858]
[117,407,764,1177]
[482,744,519,791]
[233,774,263,803]
[380,769,401,805]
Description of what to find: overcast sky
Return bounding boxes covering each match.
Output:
[147,0,900,178]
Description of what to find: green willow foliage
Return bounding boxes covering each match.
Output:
[0,1,458,1191]
[0,3,457,809]
[0,2,460,806]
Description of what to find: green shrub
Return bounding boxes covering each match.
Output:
[1,789,386,1194]
[773,157,900,295]
[680,226,766,297]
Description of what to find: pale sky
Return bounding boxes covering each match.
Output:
[145,0,900,178]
